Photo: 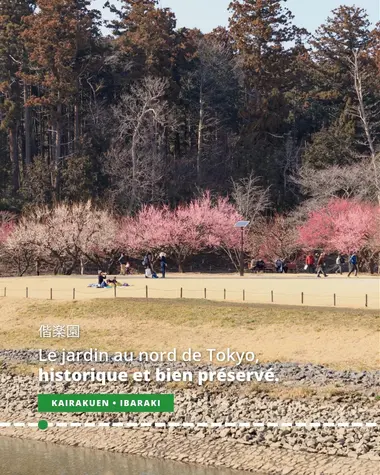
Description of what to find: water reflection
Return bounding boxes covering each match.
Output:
[0,437,251,475]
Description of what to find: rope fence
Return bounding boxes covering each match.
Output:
[0,285,375,310]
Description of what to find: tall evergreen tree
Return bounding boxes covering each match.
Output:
[228,0,307,205]
[107,0,177,80]
[22,0,101,199]
[0,0,35,195]
[228,0,305,106]
[310,6,371,104]
[304,7,375,169]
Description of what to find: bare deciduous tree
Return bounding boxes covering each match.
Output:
[294,160,380,206]
[231,172,271,221]
[349,50,380,204]
[105,77,176,212]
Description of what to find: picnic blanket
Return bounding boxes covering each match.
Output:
[87,283,130,288]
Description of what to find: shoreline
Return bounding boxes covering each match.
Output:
[1,426,379,475]
[1,358,379,474]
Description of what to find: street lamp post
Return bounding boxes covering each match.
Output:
[234,221,250,277]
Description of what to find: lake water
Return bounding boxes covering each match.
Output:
[0,437,251,475]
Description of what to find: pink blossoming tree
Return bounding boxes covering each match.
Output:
[298,199,379,255]
[0,212,15,244]
[118,193,243,272]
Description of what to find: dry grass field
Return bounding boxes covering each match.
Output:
[0,296,378,371]
[0,273,379,309]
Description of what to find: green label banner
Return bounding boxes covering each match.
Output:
[38,394,174,413]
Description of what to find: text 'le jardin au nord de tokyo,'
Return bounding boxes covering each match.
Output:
[38,348,279,386]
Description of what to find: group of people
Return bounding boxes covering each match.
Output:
[118,252,168,278]
[304,252,358,278]
[249,252,359,277]
[97,271,120,288]
[95,251,168,287]
[142,252,167,278]
[250,258,289,273]
[111,251,359,280]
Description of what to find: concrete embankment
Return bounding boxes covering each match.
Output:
[0,356,379,474]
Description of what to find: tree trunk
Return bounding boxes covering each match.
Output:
[177,257,186,273]
[197,76,204,185]
[9,126,19,194]
[352,51,380,205]
[369,257,375,275]
[24,83,32,166]
[74,103,80,152]
[35,259,40,276]
[131,130,138,211]
[53,105,62,201]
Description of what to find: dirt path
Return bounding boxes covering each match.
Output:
[0,274,379,309]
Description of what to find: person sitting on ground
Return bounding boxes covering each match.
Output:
[97,270,108,288]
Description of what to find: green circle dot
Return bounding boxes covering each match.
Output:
[38,420,48,431]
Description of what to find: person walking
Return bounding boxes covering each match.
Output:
[348,252,358,277]
[333,254,344,275]
[305,253,315,273]
[316,252,328,278]
[159,252,167,278]
[118,253,127,275]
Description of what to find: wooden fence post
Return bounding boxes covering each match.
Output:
[26,287,28,298]
[301,292,304,304]
[243,289,245,301]
[224,289,226,300]
[180,288,183,299]
[73,288,76,300]
[271,290,274,303]
[204,288,207,299]
[334,294,336,307]
[146,285,148,299]
[365,294,368,308]
[50,288,52,300]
